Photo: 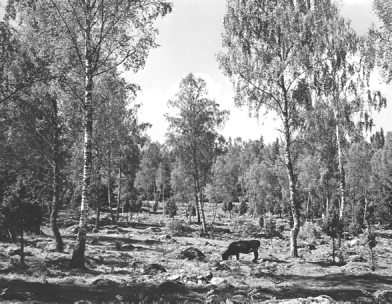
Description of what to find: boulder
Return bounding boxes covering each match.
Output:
[210,277,227,285]
[142,263,167,274]
[177,247,205,260]
[144,227,162,233]
[67,225,79,234]
[347,255,367,263]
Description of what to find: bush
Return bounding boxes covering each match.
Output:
[164,198,177,218]
[130,197,143,213]
[263,214,278,237]
[239,200,248,215]
[258,216,264,229]
[187,202,196,216]
[166,219,189,235]
[152,200,159,213]
[222,201,233,213]
[230,218,259,235]
[298,222,322,243]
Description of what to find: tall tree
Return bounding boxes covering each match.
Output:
[218,0,341,257]
[312,9,386,243]
[369,0,392,83]
[165,73,229,233]
[8,0,172,268]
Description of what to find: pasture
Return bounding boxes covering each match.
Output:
[1,201,392,303]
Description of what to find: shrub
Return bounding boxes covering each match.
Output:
[164,198,177,218]
[239,200,248,215]
[258,216,264,229]
[187,202,196,216]
[152,200,159,213]
[264,215,279,238]
[222,201,233,213]
[166,219,189,234]
[298,222,322,243]
[130,197,143,213]
[230,218,258,235]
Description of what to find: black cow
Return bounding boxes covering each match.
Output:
[222,240,260,262]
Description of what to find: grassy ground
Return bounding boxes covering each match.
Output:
[0,201,392,303]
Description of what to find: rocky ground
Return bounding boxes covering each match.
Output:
[1,202,392,303]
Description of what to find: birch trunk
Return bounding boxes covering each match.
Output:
[51,97,63,252]
[70,0,92,268]
[283,109,299,258]
[116,160,121,221]
[336,122,346,247]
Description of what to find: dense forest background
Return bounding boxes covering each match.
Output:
[0,0,392,269]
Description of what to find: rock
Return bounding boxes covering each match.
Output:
[348,255,367,262]
[103,230,117,234]
[91,228,99,233]
[121,244,135,251]
[160,234,171,240]
[168,274,181,281]
[6,248,33,256]
[306,244,316,250]
[211,277,227,285]
[373,290,392,302]
[67,225,79,234]
[144,227,162,233]
[348,238,360,247]
[142,263,167,274]
[177,247,206,260]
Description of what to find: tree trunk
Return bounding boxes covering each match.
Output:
[95,200,101,229]
[336,122,345,247]
[116,159,121,221]
[193,181,201,224]
[198,185,207,233]
[107,145,116,224]
[70,2,92,268]
[51,97,63,252]
[20,223,24,265]
[283,111,299,258]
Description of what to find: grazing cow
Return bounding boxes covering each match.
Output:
[222,240,260,262]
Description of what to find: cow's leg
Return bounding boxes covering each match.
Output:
[236,253,239,260]
[253,249,259,262]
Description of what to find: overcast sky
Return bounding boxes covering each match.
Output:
[1,0,390,144]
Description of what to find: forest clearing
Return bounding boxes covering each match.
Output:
[1,202,392,303]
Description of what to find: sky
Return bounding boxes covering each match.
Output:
[0,0,390,144]
[127,0,392,144]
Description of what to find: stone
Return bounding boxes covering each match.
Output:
[91,228,99,233]
[168,274,181,281]
[348,255,367,263]
[67,225,79,234]
[211,277,227,285]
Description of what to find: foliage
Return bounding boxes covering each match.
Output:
[298,222,322,244]
[165,73,229,232]
[164,198,177,218]
[263,215,279,238]
[323,212,344,264]
[222,201,233,213]
[166,219,189,235]
[368,0,392,83]
[217,0,347,257]
[238,200,248,216]
[186,202,196,217]
[152,200,159,213]
[129,198,143,214]
[348,205,365,237]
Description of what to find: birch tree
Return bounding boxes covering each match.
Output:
[8,0,172,268]
[165,73,229,233]
[218,0,341,257]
